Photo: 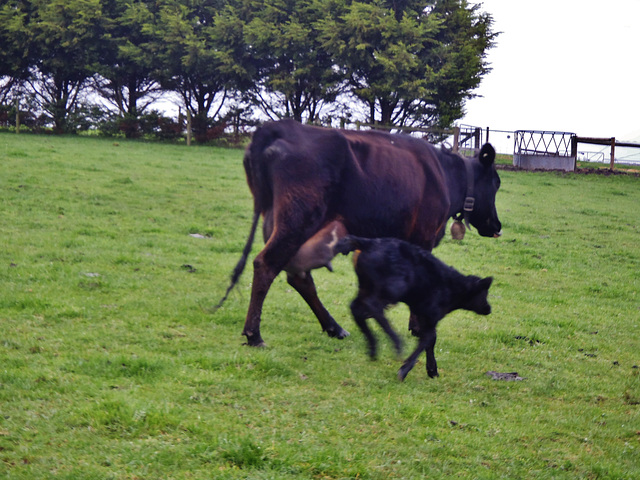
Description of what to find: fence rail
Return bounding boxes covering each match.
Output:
[572,136,640,169]
[339,121,483,154]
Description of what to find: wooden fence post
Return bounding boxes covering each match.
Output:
[186,110,192,146]
[609,137,615,170]
[15,98,20,134]
[452,126,460,153]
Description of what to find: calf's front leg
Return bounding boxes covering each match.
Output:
[371,312,403,357]
[398,326,438,381]
[398,334,430,381]
[424,327,439,378]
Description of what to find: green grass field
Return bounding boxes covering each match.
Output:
[1,133,639,479]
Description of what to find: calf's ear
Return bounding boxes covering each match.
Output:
[479,276,493,291]
[479,143,496,168]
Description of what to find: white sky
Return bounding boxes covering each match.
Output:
[462,0,640,142]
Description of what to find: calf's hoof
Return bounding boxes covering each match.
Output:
[367,344,378,360]
[393,340,403,358]
[398,364,412,381]
[427,369,439,378]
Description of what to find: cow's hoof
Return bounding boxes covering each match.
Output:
[327,327,350,339]
[427,370,439,378]
[242,332,266,347]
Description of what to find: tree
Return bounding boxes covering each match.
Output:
[143,0,252,142]
[26,0,105,133]
[93,0,163,137]
[243,0,344,122]
[0,0,37,103]
[319,0,496,129]
[426,0,496,130]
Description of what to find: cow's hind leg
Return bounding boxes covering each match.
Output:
[242,252,280,346]
[287,273,350,339]
[243,200,329,346]
[243,216,310,346]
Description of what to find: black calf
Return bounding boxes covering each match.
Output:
[335,235,493,380]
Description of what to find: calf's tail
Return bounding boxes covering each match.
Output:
[334,235,372,256]
[214,208,261,310]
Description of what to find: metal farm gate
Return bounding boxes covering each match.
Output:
[513,130,577,171]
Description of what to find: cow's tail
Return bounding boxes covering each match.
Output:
[214,208,261,311]
[334,235,373,256]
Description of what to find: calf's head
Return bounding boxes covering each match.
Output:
[469,144,502,238]
[460,276,493,315]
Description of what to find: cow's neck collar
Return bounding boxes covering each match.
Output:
[453,156,475,230]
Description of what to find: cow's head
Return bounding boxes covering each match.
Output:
[468,143,502,238]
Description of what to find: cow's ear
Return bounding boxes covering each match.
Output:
[479,143,496,168]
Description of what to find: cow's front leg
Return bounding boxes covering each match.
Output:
[287,272,350,339]
[242,253,278,347]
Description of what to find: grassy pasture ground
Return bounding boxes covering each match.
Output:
[1,133,639,479]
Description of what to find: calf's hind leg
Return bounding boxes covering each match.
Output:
[350,297,378,359]
[371,312,403,357]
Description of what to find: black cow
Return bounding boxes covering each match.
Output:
[335,235,493,380]
[219,119,502,346]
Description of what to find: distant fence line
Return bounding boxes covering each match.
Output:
[339,122,640,168]
[9,104,640,167]
[511,130,640,170]
[335,120,484,154]
[572,136,640,169]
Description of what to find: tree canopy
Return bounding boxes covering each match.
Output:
[0,0,497,137]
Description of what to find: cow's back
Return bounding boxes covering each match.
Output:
[244,120,351,217]
[244,121,450,250]
[338,130,450,249]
